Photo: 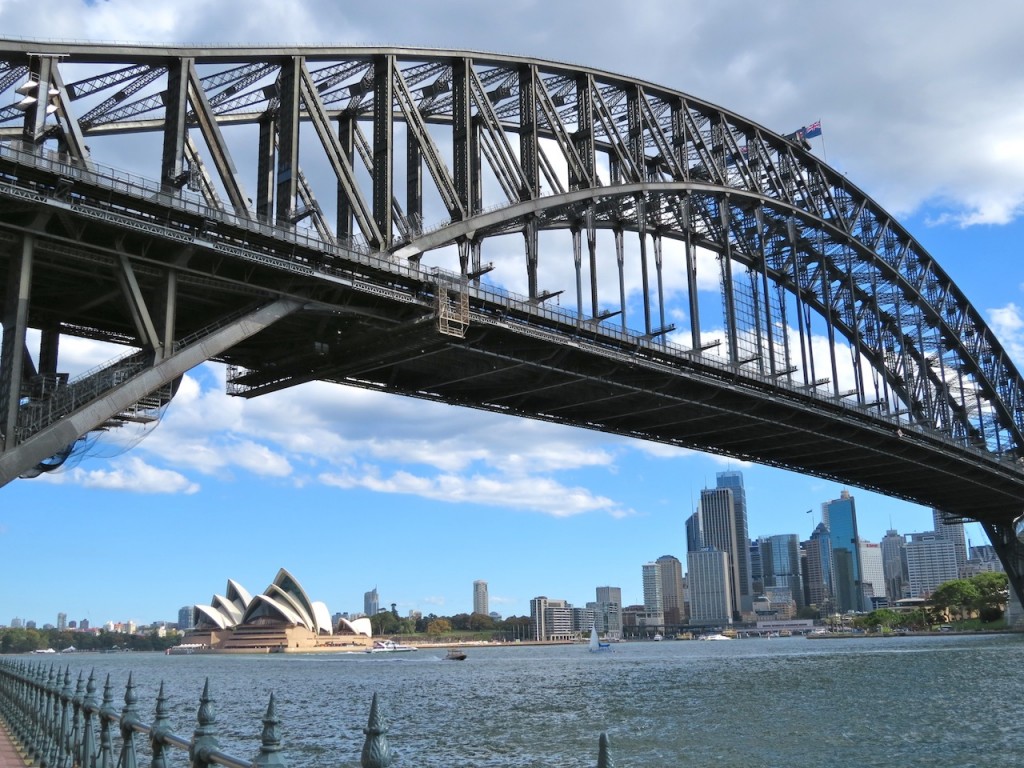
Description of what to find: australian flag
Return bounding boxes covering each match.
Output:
[804,120,822,139]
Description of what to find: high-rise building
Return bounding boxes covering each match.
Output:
[761,534,805,609]
[685,510,702,553]
[932,509,969,575]
[858,540,885,606]
[687,549,733,626]
[177,605,194,631]
[881,529,909,601]
[473,580,489,615]
[56,612,67,631]
[697,485,748,619]
[750,539,764,595]
[641,562,665,629]
[656,555,685,626]
[804,522,835,614]
[592,586,623,639]
[529,597,574,641]
[364,588,379,617]
[822,490,863,613]
[716,471,753,614]
[906,532,958,598]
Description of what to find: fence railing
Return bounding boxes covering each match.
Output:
[0,660,618,768]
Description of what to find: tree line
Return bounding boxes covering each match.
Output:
[852,572,1009,632]
[367,609,531,638]
[0,627,179,655]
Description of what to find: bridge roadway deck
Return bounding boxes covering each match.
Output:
[0,721,28,768]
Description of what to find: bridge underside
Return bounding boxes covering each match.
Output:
[223,307,1024,524]
[0,152,1021,526]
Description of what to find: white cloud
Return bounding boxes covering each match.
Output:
[66,456,200,494]
[319,465,629,518]
[989,303,1024,363]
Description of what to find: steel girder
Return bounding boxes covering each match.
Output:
[2,40,1024,599]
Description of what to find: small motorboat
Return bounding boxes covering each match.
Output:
[444,648,467,661]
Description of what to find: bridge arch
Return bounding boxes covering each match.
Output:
[1,40,1023,603]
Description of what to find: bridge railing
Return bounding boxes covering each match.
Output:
[0,660,619,768]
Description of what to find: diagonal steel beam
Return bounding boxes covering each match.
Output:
[186,60,250,217]
[0,298,303,489]
[298,59,382,247]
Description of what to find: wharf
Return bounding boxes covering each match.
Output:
[0,721,28,768]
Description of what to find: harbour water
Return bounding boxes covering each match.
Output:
[42,633,1024,767]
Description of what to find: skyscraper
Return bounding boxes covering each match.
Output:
[822,490,863,613]
[762,534,805,609]
[696,483,748,619]
[56,612,67,631]
[473,580,489,615]
[641,561,665,629]
[685,510,702,553]
[656,555,685,626]
[716,471,753,614]
[881,529,909,601]
[687,549,733,625]
[804,522,835,614]
[364,588,379,617]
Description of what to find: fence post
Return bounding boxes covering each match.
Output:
[55,667,72,768]
[252,694,287,768]
[596,732,615,768]
[80,671,98,768]
[150,682,170,768]
[189,680,219,768]
[27,664,45,764]
[42,664,58,768]
[117,674,140,768]
[97,675,116,768]
[359,694,393,768]
[67,671,84,768]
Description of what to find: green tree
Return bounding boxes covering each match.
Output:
[970,572,1008,616]
[468,612,495,631]
[426,618,452,635]
[370,611,400,636]
[930,579,979,622]
[856,608,901,631]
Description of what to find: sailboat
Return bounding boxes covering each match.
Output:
[589,625,611,652]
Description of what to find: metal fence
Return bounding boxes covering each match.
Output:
[0,660,617,768]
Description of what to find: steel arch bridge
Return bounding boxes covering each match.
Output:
[2,40,1024,603]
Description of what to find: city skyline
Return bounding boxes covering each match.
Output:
[2,1,1023,626]
[4,491,981,630]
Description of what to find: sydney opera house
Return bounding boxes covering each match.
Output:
[182,568,374,653]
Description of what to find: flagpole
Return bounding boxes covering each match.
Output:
[818,119,826,162]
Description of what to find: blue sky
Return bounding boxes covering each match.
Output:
[2,0,1024,627]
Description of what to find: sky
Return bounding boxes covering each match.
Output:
[2,0,1024,627]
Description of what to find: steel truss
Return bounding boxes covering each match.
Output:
[1,40,1024,603]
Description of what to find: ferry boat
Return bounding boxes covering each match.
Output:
[366,640,418,653]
